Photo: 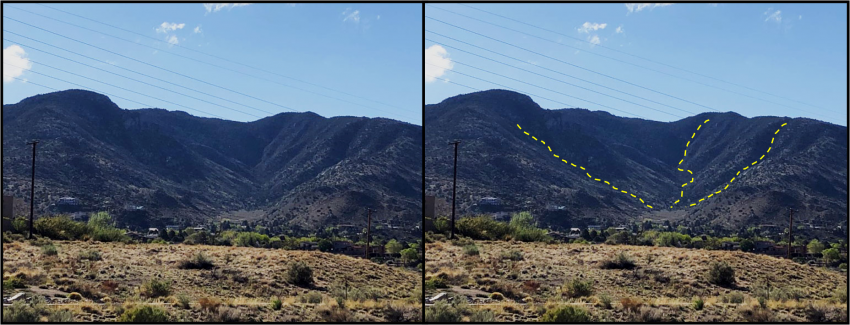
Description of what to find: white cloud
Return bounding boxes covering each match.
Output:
[625,3,673,13]
[708,3,718,7]
[167,35,179,45]
[377,15,380,20]
[203,3,251,13]
[342,8,360,23]
[3,45,32,83]
[577,22,607,34]
[425,44,453,83]
[764,8,782,24]
[588,35,601,46]
[193,25,202,33]
[615,25,624,34]
[155,22,185,33]
[799,15,802,20]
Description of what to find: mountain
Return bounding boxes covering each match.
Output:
[424,89,847,238]
[2,90,422,238]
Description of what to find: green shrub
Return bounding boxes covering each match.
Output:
[68,292,83,300]
[234,232,270,247]
[287,262,314,287]
[563,279,594,298]
[42,243,58,256]
[47,309,73,322]
[693,297,704,310]
[706,261,735,287]
[118,305,170,322]
[600,252,635,269]
[513,226,550,242]
[176,293,191,309]
[456,216,511,240]
[500,249,523,261]
[540,305,592,322]
[3,276,26,290]
[78,250,102,261]
[424,277,448,291]
[834,287,847,304]
[469,308,495,322]
[462,244,479,256]
[179,252,215,270]
[839,263,848,271]
[271,297,282,310]
[597,294,613,309]
[89,226,126,243]
[140,279,171,298]
[1,300,40,322]
[721,292,745,304]
[150,238,168,245]
[424,301,462,323]
[34,216,89,240]
[299,291,323,304]
[489,292,504,300]
[349,287,384,302]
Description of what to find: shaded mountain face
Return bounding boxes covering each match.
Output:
[2,90,421,237]
[425,89,847,237]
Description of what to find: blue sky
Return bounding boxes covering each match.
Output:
[425,3,847,126]
[3,3,422,125]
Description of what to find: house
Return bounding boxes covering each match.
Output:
[567,228,582,239]
[57,197,80,206]
[478,197,501,206]
[548,231,566,242]
[721,242,741,251]
[2,195,14,219]
[332,241,353,252]
[300,242,319,250]
[145,228,160,239]
[165,225,181,231]
[492,212,511,222]
[587,225,602,231]
[753,241,774,252]
[425,195,436,219]
[69,212,89,222]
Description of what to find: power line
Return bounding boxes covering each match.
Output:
[4,62,227,119]
[5,74,224,119]
[425,74,481,91]
[6,36,268,119]
[454,3,834,113]
[6,6,416,122]
[427,62,645,119]
[426,33,697,116]
[4,32,290,118]
[449,51,686,118]
[3,16,300,115]
[33,3,409,113]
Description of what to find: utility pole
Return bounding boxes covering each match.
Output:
[449,141,460,240]
[365,208,372,260]
[27,140,39,240]
[787,208,794,259]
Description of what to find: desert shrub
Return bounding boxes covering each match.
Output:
[179,252,215,270]
[834,286,848,304]
[706,261,735,287]
[489,292,504,300]
[234,232,270,247]
[318,305,353,322]
[462,244,479,256]
[172,293,190,309]
[3,276,26,290]
[89,227,126,243]
[349,287,384,302]
[456,216,512,240]
[434,217,452,235]
[78,250,102,261]
[740,305,774,322]
[693,297,704,310]
[606,231,631,245]
[655,232,692,247]
[597,294,613,309]
[42,243,58,256]
[500,249,523,261]
[424,277,447,291]
[299,291,323,304]
[491,280,521,300]
[600,251,635,269]
[34,216,89,240]
[68,292,83,300]
[47,309,74,322]
[150,238,168,244]
[522,280,541,293]
[513,226,550,242]
[751,280,805,302]
[140,279,171,298]
[119,305,170,322]
[450,236,474,247]
[286,261,314,287]
[562,279,594,298]
[198,297,222,312]
[182,232,209,245]
[469,309,495,322]
[630,306,663,322]
[540,305,592,322]
[424,301,462,323]
[271,297,282,310]
[721,292,745,304]
[2,299,42,322]
[209,307,243,322]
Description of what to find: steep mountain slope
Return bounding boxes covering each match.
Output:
[424,89,847,235]
[2,90,421,235]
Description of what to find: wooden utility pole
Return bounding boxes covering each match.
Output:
[787,208,794,259]
[449,141,460,239]
[365,208,372,260]
[27,141,39,239]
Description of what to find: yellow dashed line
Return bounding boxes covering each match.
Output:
[690,203,696,206]
[715,191,721,194]
[751,161,757,165]
[691,133,695,139]
[517,124,522,129]
[686,141,690,147]
[775,129,779,134]
[687,170,692,174]
[594,178,601,182]
[781,123,787,127]
[705,119,710,123]
[767,147,771,153]
[674,200,679,204]
[562,159,568,164]
[604,181,610,185]
[760,154,765,160]
[690,178,694,183]
[532,136,538,141]
[678,168,684,172]
[697,125,701,130]
[630,194,636,198]
[682,183,688,187]
[639,198,644,203]
[587,173,592,178]
[681,191,683,197]
[570,163,576,167]
[771,138,774,144]
[580,166,585,170]
[524,131,529,135]
[621,190,627,194]
[548,146,552,152]
[612,186,618,190]
[554,154,559,158]
[699,198,705,202]
[541,140,546,145]
[679,159,684,165]
[737,171,741,175]
[724,184,729,189]
[730,177,736,182]
[647,205,653,209]
[707,194,714,198]
[684,149,687,156]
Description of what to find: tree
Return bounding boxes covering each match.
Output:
[509,212,535,229]
[317,239,333,252]
[385,239,403,255]
[400,247,418,265]
[822,248,840,265]
[807,239,825,256]
[740,239,754,252]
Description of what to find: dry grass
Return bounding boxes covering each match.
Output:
[3,240,420,322]
[426,240,847,322]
